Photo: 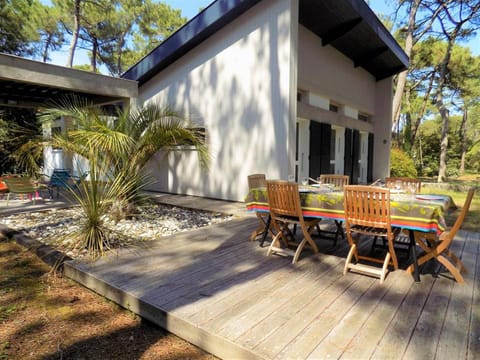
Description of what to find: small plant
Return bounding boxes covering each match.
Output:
[390,147,417,177]
[0,304,17,321]
[0,341,10,360]
[35,98,209,259]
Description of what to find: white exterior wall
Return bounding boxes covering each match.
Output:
[373,78,394,179]
[297,25,393,180]
[297,25,376,115]
[140,0,297,201]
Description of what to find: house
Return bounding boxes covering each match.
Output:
[1,0,408,202]
[122,0,408,202]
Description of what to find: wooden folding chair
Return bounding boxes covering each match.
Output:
[315,174,350,245]
[319,174,350,190]
[266,180,320,264]
[407,187,476,283]
[385,177,421,193]
[248,174,273,241]
[343,185,400,283]
[374,177,421,254]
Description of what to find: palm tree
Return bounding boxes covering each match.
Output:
[38,98,209,258]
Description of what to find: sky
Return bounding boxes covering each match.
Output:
[46,0,479,70]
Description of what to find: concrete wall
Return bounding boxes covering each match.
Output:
[140,0,297,201]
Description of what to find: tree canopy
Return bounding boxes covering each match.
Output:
[386,0,480,180]
[0,0,187,76]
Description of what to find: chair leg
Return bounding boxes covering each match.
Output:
[379,252,391,284]
[251,213,268,241]
[335,220,344,239]
[387,236,398,270]
[266,232,282,257]
[344,244,357,275]
[250,226,265,241]
[259,216,273,247]
[292,237,307,264]
[437,254,465,283]
[445,249,467,274]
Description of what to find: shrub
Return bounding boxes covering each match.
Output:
[390,148,417,177]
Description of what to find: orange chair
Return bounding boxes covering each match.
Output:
[247,174,273,242]
[266,180,320,264]
[316,174,350,244]
[343,185,400,283]
[407,187,476,283]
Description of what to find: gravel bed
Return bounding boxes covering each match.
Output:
[0,203,232,258]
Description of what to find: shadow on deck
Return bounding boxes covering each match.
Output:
[63,213,480,359]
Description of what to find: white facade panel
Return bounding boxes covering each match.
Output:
[297,24,393,181]
[307,93,329,110]
[297,25,376,114]
[139,0,296,201]
[343,106,358,119]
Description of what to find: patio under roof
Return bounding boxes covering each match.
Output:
[122,0,408,84]
[0,53,138,109]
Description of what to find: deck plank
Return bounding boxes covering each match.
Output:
[61,216,480,360]
[401,233,463,359]
[467,231,480,360]
[216,254,344,341]
[436,230,474,358]
[165,256,289,318]
[370,276,435,359]
[336,270,414,359]
[235,255,345,350]
[259,275,375,359]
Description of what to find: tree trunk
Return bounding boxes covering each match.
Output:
[459,104,468,175]
[411,73,435,145]
[91,38,98,73]
[436,92,449,182]
[392,0,420,130]
[66,0,81,67]
[116,32,126,75]
[42,33,52,62]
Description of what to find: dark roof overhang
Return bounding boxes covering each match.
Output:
[299,0,409,81]
[122,0,408,85]
[0,53,138,109]
[122,0,262,84]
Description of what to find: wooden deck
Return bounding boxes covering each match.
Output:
[64,217,480,359]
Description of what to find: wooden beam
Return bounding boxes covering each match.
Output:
[321,17,362,46]
[354,46,389,68]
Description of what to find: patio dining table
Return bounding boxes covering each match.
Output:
[245,185,456,281]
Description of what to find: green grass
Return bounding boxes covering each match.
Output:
[421,185,479,232]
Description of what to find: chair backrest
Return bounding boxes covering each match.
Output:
[319,174,349,189]
[444,187,476,241]
[248,174,266,189]
[0,179,7,192]
[266,180,303,220]
[343,185,391,230]
[385,177,421,193]
[50,169,71,187]
[3,176,36,194]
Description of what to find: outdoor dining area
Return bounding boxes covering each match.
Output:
[0,169,87,205]
[245,174,475,284]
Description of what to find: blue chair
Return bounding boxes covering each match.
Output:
[45,169,74,198]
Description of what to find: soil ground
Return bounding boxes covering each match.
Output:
[0,240,217,360]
